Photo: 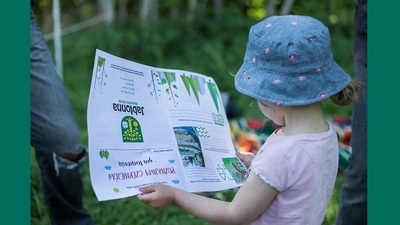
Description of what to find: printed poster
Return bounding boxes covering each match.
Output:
[87,49,248,201]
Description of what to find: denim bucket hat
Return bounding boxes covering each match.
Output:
[235,15,351,106]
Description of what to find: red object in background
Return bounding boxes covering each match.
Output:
[332,116,352,146]
[341,130,352,146]
[236,132,260,154]
[246,119,265,130]
[332,116,352,126]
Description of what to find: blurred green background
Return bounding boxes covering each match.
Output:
[31,0,355,224]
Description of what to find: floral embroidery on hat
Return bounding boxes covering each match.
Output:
[273,78,280,84]
[252,57,256,63]
[298,75,306,81]
[315,67,321,72]
[291,20,298,26]
[308,36,316,42]
[265,22,272,27]
[319,93,327,99]
[289,54,297,61]
[241,70,251,83]
[275,101,282,106]
[264,47,270,54]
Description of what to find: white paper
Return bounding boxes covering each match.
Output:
[87,49,248,201]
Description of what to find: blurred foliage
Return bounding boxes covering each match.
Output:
[31,0,355,224]
[33,0,355,119]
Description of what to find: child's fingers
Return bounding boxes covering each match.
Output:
[139,185,156,194]
[137,185,157,203]
[136,193,150,203]
[236,151,255,168]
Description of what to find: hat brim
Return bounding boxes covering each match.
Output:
[234,59,351,106]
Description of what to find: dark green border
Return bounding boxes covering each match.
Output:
[369,1,397,224]
[0,1,393,224]
[0,2,30,224]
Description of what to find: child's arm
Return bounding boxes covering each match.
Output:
[137,171,277,225]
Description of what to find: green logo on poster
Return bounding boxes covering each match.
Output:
[121,116,144,142]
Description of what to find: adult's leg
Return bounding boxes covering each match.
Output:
[30,10,93,225]
[335,60,367,225]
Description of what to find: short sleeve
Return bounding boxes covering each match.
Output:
[250,146,293,192]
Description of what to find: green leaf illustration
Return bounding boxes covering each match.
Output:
[207,81,220,112]
[97,56,105,67]
[188,76,200,104]
[164,72,176,83]
[181,74,192,96]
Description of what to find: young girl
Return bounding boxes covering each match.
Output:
[137,15,361,225]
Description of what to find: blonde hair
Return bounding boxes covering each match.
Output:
[330,80,363,106]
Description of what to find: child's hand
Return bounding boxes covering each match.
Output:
[236,151,255,168]
[137,184,176,210]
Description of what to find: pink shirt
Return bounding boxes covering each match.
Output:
[249,122,338,225]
